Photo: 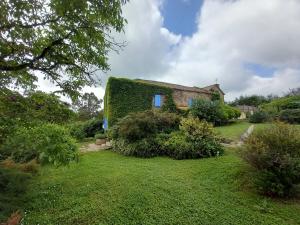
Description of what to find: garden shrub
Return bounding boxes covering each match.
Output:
[190,99,221,124]
[241,123,300,197]
[279,109,300,124]
[94,133,107,139]
[112,137,161,158]
[68,122,86,140]
[0,164,34,222]
[82,118,103,137]
[260,95,300,115]
[109,110,179,158]
[1,124,78,166]
[68,118,104,140]
[249,111,269,123]
[0,158,39,174]
[166,117,224,159]
[108,110,180,141]
[163,131,195,159]
[111,113,223,160]
[190,99,240,125]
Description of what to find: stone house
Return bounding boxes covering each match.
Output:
[236,105,258,119]
[136,79,225,110]
[103,77,225,129]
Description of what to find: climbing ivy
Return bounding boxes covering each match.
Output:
[104,77,177,127]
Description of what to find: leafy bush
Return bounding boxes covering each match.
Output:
[108,110,180,141]
[249,111,269,123]
[68,122,86,140]
[0,158,39,174]
[190,99,240,125]
[0,159,37,222]
[0,167,32,194]
[68,118,103,140]
[279,109,300,124]
[1,124,78,166]
[241,123,300,197]
[0,89,75,146]
[95,133,107,139]
[168,117,224,159]
[82,118,103,137]
[112,137,161,158]
[220,104,241,122]
[190,99,221,124]
[261,95,300,115]
[111,114,223,160]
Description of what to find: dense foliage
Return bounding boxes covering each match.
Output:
[72,92,103,120]
[0,0,128,98]
[249,111,269,123]
[279,109,300,124]
[69,118,104,140]
[164,118,223,159]
[230,95,276,107]
[260,95,300,115]
[242,123,300,197]
[0,89,76,144]
[1,124,78,166]
[110,111,223,159]
[104,77,177,127]
[190,99,240,125]
[108,110,180,141]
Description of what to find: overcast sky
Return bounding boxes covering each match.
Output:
[38,0,300,102]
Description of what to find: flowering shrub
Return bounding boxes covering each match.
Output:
[241,123,300,197]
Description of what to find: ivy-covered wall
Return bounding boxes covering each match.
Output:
[104,77,176,127]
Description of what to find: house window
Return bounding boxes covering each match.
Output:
[154,94,161,107]
[188,98,193,107]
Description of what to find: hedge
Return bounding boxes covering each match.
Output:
[104,77,177,127]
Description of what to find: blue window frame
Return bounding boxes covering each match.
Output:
[188,98,193,107]
[103,118,108,130]
[154,95,161,107]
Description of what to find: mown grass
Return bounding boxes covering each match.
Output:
[22,150,300,225]
[215,121,272,141]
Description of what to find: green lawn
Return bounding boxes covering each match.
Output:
[22,150,300,225]
[215,121,272,141]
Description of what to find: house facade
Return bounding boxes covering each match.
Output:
[136,79,225,110]
[236,105,258,119]
[103,77,225,129]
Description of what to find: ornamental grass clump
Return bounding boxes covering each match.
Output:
[241,122,300,197]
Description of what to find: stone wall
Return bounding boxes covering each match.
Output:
[172,90,211,109]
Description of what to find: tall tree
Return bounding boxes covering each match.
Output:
[230,95,274,107]
[73,92,102,120]
[0,0,127,99]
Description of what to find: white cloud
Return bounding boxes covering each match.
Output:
[35,0,300,102]
[107,0,181,79]
[160,0,300,100]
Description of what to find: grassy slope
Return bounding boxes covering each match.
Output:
[23,150,300,225]
[215,121,272,141]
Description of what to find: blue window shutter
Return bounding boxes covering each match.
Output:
[154,95,161,107]
[188,98,193,107]
[103,118,108,130]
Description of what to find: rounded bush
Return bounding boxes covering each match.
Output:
[112,137,161,158]
[68,118,104,140]
[108,110,180,141]
[190,99,240,125]
[241,123,300,197]
[94,133,106,139]
[279,109,300,124]
[1,124,78,166]
[249,111,269,123]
